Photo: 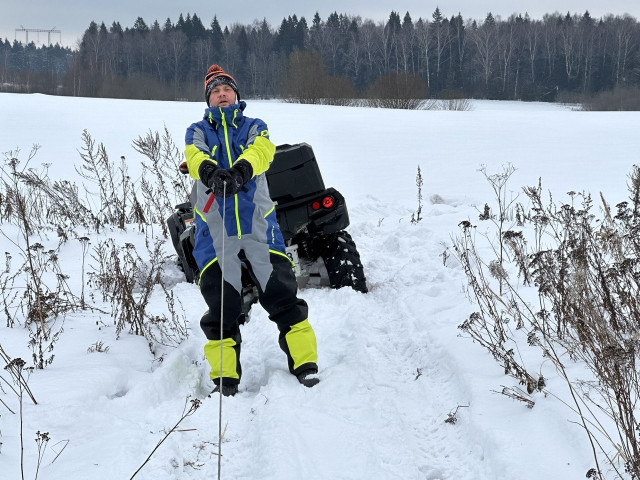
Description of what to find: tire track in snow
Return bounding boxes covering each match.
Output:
[358,246,490,480]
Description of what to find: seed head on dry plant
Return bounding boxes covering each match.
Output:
[453,165,640,479]
[34,430,50,480]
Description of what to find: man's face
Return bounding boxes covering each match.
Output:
[209,84,236,107]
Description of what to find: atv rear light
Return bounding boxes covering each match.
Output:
[311,196,335,211]
[322,196,335,209]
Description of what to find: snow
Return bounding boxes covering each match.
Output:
[1,92,639,479]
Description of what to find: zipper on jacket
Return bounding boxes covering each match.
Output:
[220,107,243,239]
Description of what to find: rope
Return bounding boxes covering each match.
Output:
[217,181,227,480]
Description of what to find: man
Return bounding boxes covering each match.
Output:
[184,64,319,396]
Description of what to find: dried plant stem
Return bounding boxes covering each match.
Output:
[0,346,37,404]
[130,398,201,479]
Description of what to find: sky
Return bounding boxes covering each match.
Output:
[1,0,640,48]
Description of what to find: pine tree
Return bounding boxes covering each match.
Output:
[176,14,186,32]
[387,11,401,35]
[433,7,443,24]
[312,12,322,31]
[210,16,224,52]
[191,14,207,40]
[403,12,413,30]
[275,16,296,55]
[237,26,249,61]
[133,17,149,34]
[110,21,123,36]
[296,17,309,49]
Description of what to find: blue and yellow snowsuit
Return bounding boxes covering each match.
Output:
[185,101,318,387]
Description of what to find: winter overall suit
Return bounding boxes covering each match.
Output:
[184,101,318,388]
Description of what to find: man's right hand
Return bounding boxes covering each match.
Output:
[198,160,218,190]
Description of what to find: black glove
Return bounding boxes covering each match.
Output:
[198,160,219,189]
[211,160,253,198]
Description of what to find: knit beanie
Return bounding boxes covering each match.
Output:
[204,64,240,105]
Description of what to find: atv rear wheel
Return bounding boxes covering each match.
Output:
[320,231,368,293]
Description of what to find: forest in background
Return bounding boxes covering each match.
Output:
[0,9,639,105]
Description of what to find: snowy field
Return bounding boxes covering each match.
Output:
[1,92,639,479]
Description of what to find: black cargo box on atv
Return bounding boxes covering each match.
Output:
[270,144,350,241]
[268,143,325,201]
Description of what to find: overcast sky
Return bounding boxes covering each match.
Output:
[2,0,639,48]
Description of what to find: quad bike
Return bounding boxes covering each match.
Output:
[167,142,367,319]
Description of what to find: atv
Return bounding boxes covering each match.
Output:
[167,142,367,317]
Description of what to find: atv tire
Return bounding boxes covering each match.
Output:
[320,230,368,293]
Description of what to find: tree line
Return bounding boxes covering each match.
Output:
[1,9,639,102]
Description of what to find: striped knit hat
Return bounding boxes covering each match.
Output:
[204,64,240,105]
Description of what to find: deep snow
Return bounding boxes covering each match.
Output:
[0,92,639,480]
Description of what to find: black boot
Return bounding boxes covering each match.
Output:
[297,369,320,388]
[213,384,239,397]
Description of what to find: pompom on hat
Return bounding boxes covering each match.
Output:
[204,64,240,105]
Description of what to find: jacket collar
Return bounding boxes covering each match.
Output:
[204,101,246,127]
